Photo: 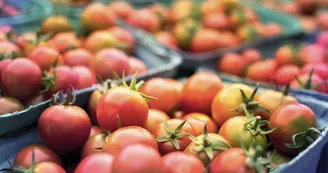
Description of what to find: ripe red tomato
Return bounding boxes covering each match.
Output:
[152,119,196,154]
[144,109,170,132]
[181,72,223,114]
[45,66,79,95]
[242,49,262,64]
[203,12,230,30]
[245,60,277,82]
[90,48,129,80]
[112,144,163,173]
[75,153,114,173]
[300,63,328,80]
[0,97,24,115]
[82,3,116,32]
[127,57,147,75]
[127,9,160,33]
[217,31,240,48]
[63,48,92,67]
[218,53,247,77]
[51,32,81,53]
[191,29,221,53]
[33,162,66,173]
[291,73,328,93]
[38,102,91,152]
[2,58,42,101]
[89,125,104,138]
[0,40,21,55]
[108,1,134,19]
[140,78,182,114]
[269,103,318,156]
[155,31,178,49]
[84,30,119,53]
[28,46,63,71]
[81,132,108,159]
[88,90,102,124]
[14,145,62,169]
[275,45,302,67]
[300,44,325,64]
[103,126,157,155]
[162,152,205,173]
[40,15,73,34]
[182,113,218,136]
[273,64,300,85]
[72,66,97,90]
[0,58,11,82]
[108,26,135,53]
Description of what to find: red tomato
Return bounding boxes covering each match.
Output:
[218,53,247,77]
[201,0,223,15]
[245,60,277,82]
[90,48,129,80]
[300,63,328,80]
[300,44,325,64]
[152,119,196,154]
[52,32,81,53]
[182,112,218,136]
[291,73,328,93]
[210,148,256,173]
[2,58,42,101]
[155,31,178,49]
[217,31,240,48]
[112,144,163,173]
[82,3,116,32]
[149,3,169,26]
[108,1,134,19]
[0,58,11,82]
[81,132,108,159]
[275,45,302,67]
[63,48,92,67]
[33,162,66,173]
[88,90,102,124]
[316,31,328,47]
[140,78,182,114]
[84,30,119,53]
[108,26,135,53]
[144,109,170,132]
[38,102,91,152]
[14,145,62,169]
[0,97,24,115]
[103,126,158,155]
[127,57,147,75]
[72,66,97,89]
[89,125,104,138]
[40,15,73,34]
[269,103,318,156]
[0,40,21,55]
[203,12,230,30]
[28,46,63,71]
[242,49,262,64]
[191,29,221,53]
[127,9,160,33]
[46,66,79,95]
[75,153,114,173]
[181,72,223,114]
[273,64,300,85]
[162,152,205,173]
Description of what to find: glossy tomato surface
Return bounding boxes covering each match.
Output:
[75,153,114,173]
[182,112,218,136]
[144,109,170,132]
[162,152,205,173]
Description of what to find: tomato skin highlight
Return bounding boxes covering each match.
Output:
[144,109,170,132]
[38,105,91,152]
[103,126,158,156]
[269,103,317,156]
[72,66,97,90]
[75,152,114,173]
[182,112,218,136]
[112,144,163,173]
[181,72,223,114]
[96,87,149,131]
[81,132,107,159]
[33,162,66,173]
[162,152,205,173]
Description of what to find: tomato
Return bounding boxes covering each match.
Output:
[300,17,317,32]
[269,103,318,156]
[38,94,91,152]
[127,57,147,75]
[226,83,253,90]
[217,31,240,48]
[0,40,20,55]
[162,152,205,173]
[185,133,230,166]
[273,64,300,85]
[33,162,66,173]
[210,148,257,173]
[211,85,253,127]
[203,12,230,30]
[182,113,218,136]
[181,72,223,114]
[242,49,262,64]
[63,48,92,67]
[201,0,223,15]
[51,32,81,53]
[300,63,328,80]
[103,126,157,155]
[14,145,62,169]
[127,9,160,33]
[140,78,182,114]
[108,1,134,19]
[40,15,73,34]
[269,149,292,168]
[89,125,104,137]
[155,31,178,49]
[144,109,170,132]
[28,46,63,71]
[88,90,102,124]
[316,31,328,47]
[82,3,116,32]
[84,30,119,53]
[0,97,24,115]
[191,28,220,53]
[96,76,149,131]
[229,9,249,29]
[245,60,277,82]
[255,89,297,120]
[75,153,114,173]
[173,19,200,50]
[81,132,108,159]
[108,26,135,54]
[274,45,301,67]
[291,73,328,93]
[112,144,163,173]
[300,44,325,64]
[149,3,169,27]
[0,58,11,82]
[72,66,97,89]
[218,53,247,77]
[262,23,283,37]
[2,58,42,101]
[90,48,129,80]
[16,32,36,48]
[169,0,193,24]
[236,24,260,41]
[152,119,196,154]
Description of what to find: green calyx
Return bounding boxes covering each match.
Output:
[96,75,120,94]
[187,125,230,160]
[0,51,18,61]
[284,127,324,150]
[2,150,37,173]
[28,31,53,46]
[246,25,259,41]
[50,88,76,106]
[295,68,326,91]
[156,120,187,150]
[41,70,56,93]
[242,141,271,173]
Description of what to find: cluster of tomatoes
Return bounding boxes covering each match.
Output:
[0,12,148,115]
[106,0,283,53]
[218,31,328,94]
[9,71,323,173]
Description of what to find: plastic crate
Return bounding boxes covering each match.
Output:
[0,36,182,136]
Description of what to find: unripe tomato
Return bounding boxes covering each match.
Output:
[82,3,116,32]
[40,15,73,34]
[84,30,119,53]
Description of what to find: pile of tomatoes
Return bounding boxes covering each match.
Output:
[9,71,323,173]
[106,0,283,53]
[217,31,328,94]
